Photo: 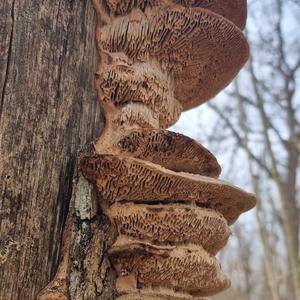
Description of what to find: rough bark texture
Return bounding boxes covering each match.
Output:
[0,1,107,299]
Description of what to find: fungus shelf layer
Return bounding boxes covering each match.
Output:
[109,239,231,297]
[80,154,255,225]
[107,204,230,255]
[104,0,247,29]
[115,288,206,300]
[97,6,249,110]
[95,129,221,177]
[82,0,256,299]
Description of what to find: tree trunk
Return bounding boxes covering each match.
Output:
[235,80,281,300]
[0,1,110,299]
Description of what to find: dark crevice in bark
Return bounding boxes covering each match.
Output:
[0,1,103,297]
[49,155,76,279]
[68,185,117,300]
[38,149,116,299]
[0,0,15,120]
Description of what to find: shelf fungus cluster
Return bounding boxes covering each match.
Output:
[40,1,256,299]
[84,0,256,298]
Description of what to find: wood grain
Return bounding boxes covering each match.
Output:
[0,1,104,299]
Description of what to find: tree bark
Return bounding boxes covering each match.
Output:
[0,1,108,299]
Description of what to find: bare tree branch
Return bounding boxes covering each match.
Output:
[208,102,273,178]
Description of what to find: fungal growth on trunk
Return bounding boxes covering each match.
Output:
[39,0,256,299]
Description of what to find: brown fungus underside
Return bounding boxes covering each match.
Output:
[39,0,256,299]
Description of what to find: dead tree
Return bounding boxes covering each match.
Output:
[1,1,256,299]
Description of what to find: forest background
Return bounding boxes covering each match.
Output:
[172,0,300,299]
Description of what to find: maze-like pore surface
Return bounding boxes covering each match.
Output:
[116,291,205,300]
[110,239,231,297]
[96,129,221,177]
[80,154,256,225]
[108,204,230,254]
[98,60,182,128]
[82,0,256,299]
[103,0,247,29]
[98,6,249,109]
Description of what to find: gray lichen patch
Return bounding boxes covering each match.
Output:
[69,218,117,300]
[74,175,97,220]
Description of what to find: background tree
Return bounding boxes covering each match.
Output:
[175,0,300,299]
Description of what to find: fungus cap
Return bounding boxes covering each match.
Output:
[116,288,206,300]
[98,59,182,128]
[108,204,230,254]
[174,0,247,29]
[109,238,231,297]
[114,129,221,177]
[98,6,249,110]
[80,154,256,224]
[105,0,247,29]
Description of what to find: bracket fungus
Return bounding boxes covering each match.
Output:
[104,0,247,29]
[97,5,249,110]
[40,0,256,299]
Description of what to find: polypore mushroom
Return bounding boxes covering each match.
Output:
[95,129,221,177]
[97,6,249,109]
[97,57,182,128]
[103,0,247,29]
[115,289,206,300]
[109,238,231,297]
[80,154,256,225]
[107,204,230,254]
